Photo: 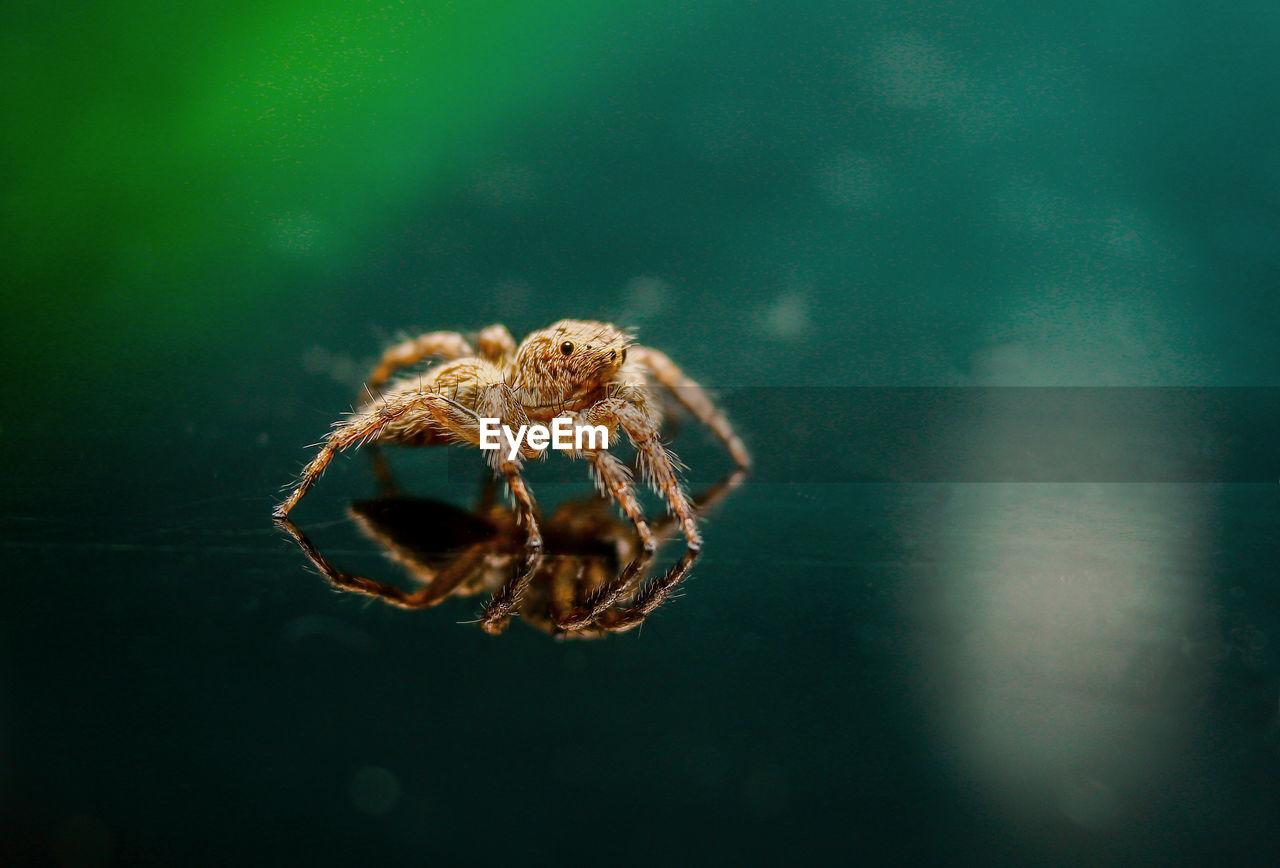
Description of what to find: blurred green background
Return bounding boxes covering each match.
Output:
[7,0,1278,411]
[4,1,1280,864]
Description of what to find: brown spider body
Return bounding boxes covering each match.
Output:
[274,320,750,552]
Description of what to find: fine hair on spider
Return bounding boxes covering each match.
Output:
[274,319,751,553]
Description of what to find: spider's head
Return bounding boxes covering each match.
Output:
[512,320,633,405]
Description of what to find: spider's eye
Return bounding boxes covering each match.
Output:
[560,341,575,356]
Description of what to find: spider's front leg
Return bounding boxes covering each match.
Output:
[641,466,748,542]
[580,398,703,550]
[627,345,751,469]
[274,408,398,519]
[569,444,655,551]
[274,384,516,520]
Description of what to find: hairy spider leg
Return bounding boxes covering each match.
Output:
[556,550,655,631]
[595,548,700,633]
[497,463,542,550]
[430,381,551,630]
[556,469,743,629]
[646,466,748,540]
[581,398,703,550]
[466,383,554,555]
[273,387,516,519]
[479,545,543,634]
[575,446,655,550]
[276,517,494,609]
[627,345,752,469]
[274,414,395,519]
[364,330,474,396]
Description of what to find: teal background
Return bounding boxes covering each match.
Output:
[3,1,1280,864]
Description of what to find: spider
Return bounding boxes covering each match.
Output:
[273,320,750,551]
[276,464,745,635]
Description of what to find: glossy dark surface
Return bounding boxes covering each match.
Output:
[4,1,1280,864]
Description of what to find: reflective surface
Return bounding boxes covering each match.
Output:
[6,468,1279,864]
[275,459,744,636]
[6,0,1280,864]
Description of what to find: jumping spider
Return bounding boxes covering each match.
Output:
[274,320,750,551]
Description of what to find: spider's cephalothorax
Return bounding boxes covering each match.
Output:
[274,319,750,552]
[508,320,633,411]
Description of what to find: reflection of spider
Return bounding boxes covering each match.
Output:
[274,320,750,551]
[277,461,745,636]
